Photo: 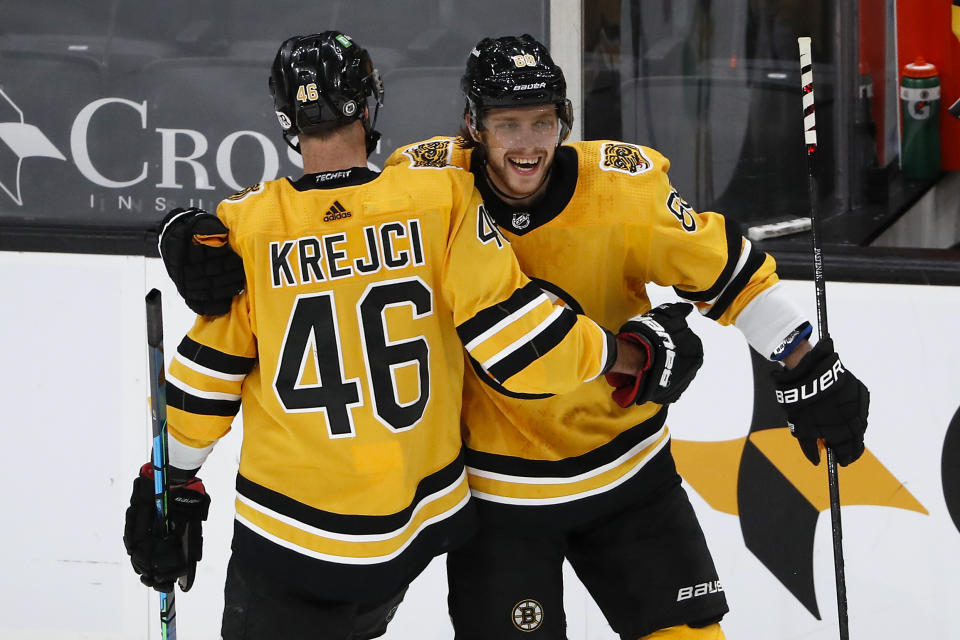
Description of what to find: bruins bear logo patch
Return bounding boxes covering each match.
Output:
[403,140,453,168]
[599,142,651,175]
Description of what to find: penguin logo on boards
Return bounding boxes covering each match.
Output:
[0,88,66,206]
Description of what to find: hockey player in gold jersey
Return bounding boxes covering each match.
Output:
[389,35,868,640]
[122,32,647,640]
[153,34,869,640]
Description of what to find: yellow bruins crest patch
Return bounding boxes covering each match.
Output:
[599,142,651,175]
[402,140,453,168]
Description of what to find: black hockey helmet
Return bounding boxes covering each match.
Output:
[269,31,384,155]
[461,34,573,143]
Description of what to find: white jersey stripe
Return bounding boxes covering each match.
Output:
[238,469,468,543]
[167,372,242,401]
[235,491,471,565]
[466,425,667,485]
[462,292,552,352]
[481,305,566,370]
[174,352,246,381]
[468,432,671,506]
[701,238,754,309]
[584,329,610,382]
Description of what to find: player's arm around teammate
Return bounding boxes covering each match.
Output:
[140,30,870,640]
[125,31,647,640]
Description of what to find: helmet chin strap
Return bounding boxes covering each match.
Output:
[283,131,301,153]
[482,160,553,204]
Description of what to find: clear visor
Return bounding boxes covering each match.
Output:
[481,106,560,150]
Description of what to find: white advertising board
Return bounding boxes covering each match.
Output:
[0,252,956,639]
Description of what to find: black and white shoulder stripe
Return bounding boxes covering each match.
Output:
[456,281,583,385]
[674,220,766,319]
[166,336,255,417]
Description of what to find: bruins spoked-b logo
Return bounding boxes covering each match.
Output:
[599,142,652,175]
[402,139,453,168]
[511,599,543,632]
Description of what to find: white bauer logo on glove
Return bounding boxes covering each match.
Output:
[636,316,676,387]
[775,357,845,404]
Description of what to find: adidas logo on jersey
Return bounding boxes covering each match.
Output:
[324,200,352,221]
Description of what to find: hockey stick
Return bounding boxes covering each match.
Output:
[145,289,177,640]
[797,37,849,640]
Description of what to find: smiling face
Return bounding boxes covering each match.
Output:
[472,104,559,205]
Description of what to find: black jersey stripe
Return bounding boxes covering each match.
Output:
[704,246,767,320]
[177,336,255,376]
[530,277,585,314]
[471,443,678,530]
[236,452,466,535]
[167,381,241,417]
[468,355,554,399]
[466,295,611,394]
[673,218,745,302]
[465,408,667,478]
[484,307,578,383]
[456,281,547,346]
[232,499,474,602]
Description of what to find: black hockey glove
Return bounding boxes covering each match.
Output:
[123,463,210,593]
[158,207,244,316]
[605,302,704,407]
[772,338,870,466]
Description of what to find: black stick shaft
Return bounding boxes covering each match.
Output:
[798,36,848,640]
[808,172,830,339]
[145,289,178,640]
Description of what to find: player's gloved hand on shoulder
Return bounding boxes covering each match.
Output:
[158,207,244,316]
[772,337,869,466]
[123,462,210,593]
[605,302,704,407]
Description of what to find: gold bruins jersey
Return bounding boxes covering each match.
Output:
[387,137,804,528]
[163,164,615,599]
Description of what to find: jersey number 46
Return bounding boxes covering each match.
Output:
[273,277,432,438]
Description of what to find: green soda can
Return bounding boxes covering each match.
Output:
[900,57,941,180]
